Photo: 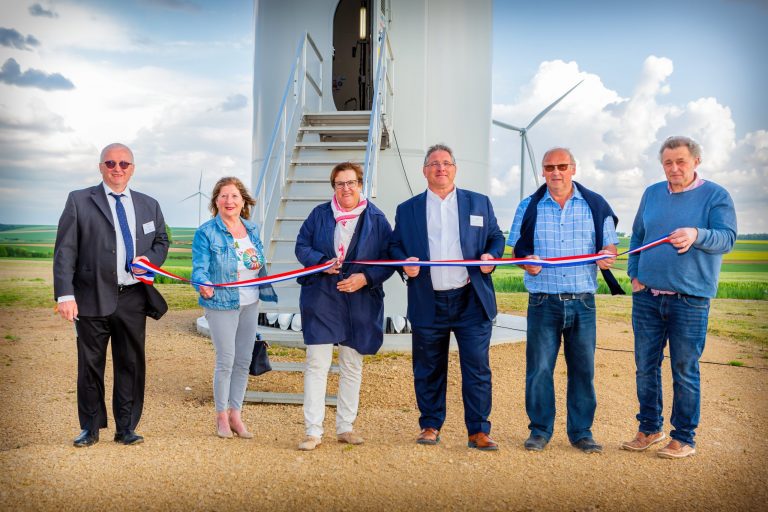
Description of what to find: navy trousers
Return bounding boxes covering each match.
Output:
[411,285,493,435]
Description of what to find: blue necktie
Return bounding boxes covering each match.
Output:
[109,193,134,273]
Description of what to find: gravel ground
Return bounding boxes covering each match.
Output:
[0,264,766,511]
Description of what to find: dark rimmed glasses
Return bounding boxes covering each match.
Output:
[102,160,133,170]
[333,179,360,189]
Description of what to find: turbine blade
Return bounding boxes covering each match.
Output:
[180,192,199,202]
[524,135,539,187]
[492,119,524,132]
[526,79,584,130]
[198,170,203,191]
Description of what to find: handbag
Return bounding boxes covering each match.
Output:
[249,333,272,376]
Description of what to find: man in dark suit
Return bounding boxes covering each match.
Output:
[54,143,169,447]
[390,144,505,450]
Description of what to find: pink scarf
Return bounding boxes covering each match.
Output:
[331,195,367,261]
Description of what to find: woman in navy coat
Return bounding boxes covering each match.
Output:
[294,162,394,450]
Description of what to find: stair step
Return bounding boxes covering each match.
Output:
[285,178,327,183]
[271,361,340,374]
[275,216,308,221]
[305,111,371,123]
[295,142,367,149]
[244,391,337,406]
[281,196,327,202]
[291,160,358,166]
[299,125,369,132]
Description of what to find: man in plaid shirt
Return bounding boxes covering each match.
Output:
[508,147,619,454]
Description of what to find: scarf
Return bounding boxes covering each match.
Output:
[331,195,367,261]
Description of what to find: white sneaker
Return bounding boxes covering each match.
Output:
[337,431,364,445]
[298,435,322,451]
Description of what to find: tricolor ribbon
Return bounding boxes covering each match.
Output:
[131,260,337,287]
[132,235,671,288]
[352,235,671,268]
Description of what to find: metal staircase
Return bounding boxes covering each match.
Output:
[264,111,371,324]
[252,28,393,345]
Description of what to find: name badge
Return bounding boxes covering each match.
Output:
[142,221,156,235]
[470,215,484,227]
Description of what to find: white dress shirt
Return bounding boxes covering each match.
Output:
[103,182,139,286]
[426,187,468,290]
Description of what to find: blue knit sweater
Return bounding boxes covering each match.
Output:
[628,180,736,298]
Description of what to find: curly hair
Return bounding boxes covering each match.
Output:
[209,176,256,219]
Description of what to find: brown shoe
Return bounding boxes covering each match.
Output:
[416,427,440,445]
[620,431,666,451]
[467,432,499,451]
[657,440,696,459]
[297,435,322,451]
[337,431,364,445]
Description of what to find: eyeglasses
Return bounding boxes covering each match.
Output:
[543,163,572,172]
[425,161,456,169]
[102,160,133,170]
[333,179,360,189]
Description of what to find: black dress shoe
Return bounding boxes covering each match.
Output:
[73,429,99,447]
[524,434,548,452]
[114,430,144,445]
[572,437,603,454]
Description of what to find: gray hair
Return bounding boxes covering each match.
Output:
[423,143,456,166]
[658,136,701,162]
[541,147,575,165]
[100,143,134,163]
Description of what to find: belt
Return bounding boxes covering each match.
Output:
[118,283,142,293]
[531,292,593,301]
[433,283,470,297]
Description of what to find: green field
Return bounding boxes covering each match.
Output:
[2,227,766,298]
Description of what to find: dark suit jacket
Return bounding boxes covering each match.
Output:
[53,184,169,318]
[389,188,505,327]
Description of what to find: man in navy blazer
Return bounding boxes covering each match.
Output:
[54,143,169,447]
[390,144,505,450]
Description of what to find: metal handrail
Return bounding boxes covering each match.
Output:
[362,26,393,198]
[254,32,323,242]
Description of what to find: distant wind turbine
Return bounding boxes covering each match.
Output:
[493,80,583,201]
[181,170,209,226]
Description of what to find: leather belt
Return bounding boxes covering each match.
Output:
[531,292,593,301]
[118,283,141,293]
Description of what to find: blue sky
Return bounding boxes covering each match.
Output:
[0,0,766,232]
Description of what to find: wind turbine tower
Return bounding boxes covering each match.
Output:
[181,170,209,227]
[493,80,583,200]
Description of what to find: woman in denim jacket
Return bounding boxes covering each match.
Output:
[192,177,277,438]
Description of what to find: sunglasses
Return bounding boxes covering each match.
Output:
[543,163,572,172]
[102,160,133,170]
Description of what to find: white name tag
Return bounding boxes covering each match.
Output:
[470,215,484,227]
[142,221,155,234]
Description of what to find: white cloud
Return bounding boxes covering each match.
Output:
[492,57,768,234]
[0,2,253,228]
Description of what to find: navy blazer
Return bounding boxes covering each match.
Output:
[295,201,395,354]
[53,185,169,317]
[389,188,505,327]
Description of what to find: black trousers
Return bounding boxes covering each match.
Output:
[75,284,147,432]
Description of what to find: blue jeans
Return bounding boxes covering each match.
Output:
[631,289,710,447]
[526,293,597,443]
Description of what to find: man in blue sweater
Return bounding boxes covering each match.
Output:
[622,136,736,459]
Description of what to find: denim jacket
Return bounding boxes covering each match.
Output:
[191,215,278,310]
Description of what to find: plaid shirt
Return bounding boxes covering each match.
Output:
[507,187,618,294]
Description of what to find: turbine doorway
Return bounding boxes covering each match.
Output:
[332,0,372,111]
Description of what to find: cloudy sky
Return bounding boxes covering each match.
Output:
[0,0,766,233]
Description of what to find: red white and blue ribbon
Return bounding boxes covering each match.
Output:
[131,259,336,287]
[351,235,671,268]
[132,235,671,288]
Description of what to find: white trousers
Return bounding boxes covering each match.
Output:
[303,344,364,437]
